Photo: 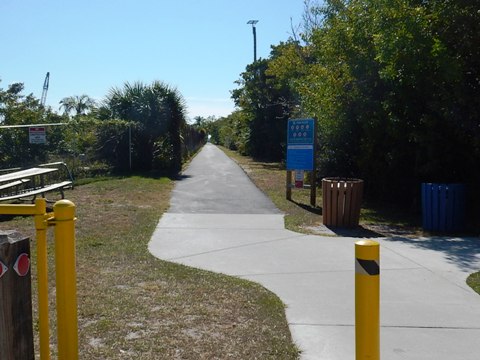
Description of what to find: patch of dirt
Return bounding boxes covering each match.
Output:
[363,223,422,238]
[303,223,421,238]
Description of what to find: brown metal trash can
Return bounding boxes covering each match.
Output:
[322,178,364,228]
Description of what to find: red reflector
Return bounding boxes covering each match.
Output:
[13,253,30,277]
[0,261,7,278]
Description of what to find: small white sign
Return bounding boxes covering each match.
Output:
[29,127,46,144]
[295,170,304,188]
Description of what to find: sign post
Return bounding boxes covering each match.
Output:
[286,118,317,206]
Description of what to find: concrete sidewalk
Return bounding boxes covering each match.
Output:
[149,144,480,359]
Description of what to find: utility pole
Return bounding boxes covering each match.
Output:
[247,20,259,62]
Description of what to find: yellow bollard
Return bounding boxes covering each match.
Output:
[52,200,78,360]
[355,240,380,360]
[34,199,50,360]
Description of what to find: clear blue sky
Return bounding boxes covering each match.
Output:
[1,0,307,120]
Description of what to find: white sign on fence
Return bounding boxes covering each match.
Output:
[29,127,46,144]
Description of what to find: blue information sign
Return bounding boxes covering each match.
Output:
[287,119,315,145]
[286,119,315,170]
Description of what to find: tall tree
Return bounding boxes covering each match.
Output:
[333,0,477,198]
[104,81,187,172]
[59,94,96,116]
[263,0,480,203]
[232,56,296,161]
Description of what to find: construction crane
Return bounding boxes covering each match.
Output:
[40,72,50,107]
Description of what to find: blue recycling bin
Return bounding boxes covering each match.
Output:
[421,183,466,232]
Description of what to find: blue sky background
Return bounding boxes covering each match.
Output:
[1,0,307,119]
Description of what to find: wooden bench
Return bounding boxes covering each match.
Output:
[0,181,73,202]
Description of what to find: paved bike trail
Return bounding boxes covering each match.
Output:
[149,143,480,360]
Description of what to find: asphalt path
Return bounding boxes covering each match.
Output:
[150,143,480,360]
[169,144,280,214]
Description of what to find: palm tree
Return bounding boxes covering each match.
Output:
[151,81,187,173]
[104,81,187,172]
[59,94,96,116]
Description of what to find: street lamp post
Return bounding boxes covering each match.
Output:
[247,20,259,62]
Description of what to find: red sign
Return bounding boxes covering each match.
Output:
[13,253,30,277]
[0,261,7,278]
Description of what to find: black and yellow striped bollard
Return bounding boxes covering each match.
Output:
[355,240,380,360]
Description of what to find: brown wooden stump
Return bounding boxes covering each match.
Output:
[0,230,34,360]
[322,178,364,228]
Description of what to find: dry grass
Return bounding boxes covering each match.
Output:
[0,176,299,359]
[467,272,480,295]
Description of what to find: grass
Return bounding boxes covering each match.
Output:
[0,176,299,359]
[467,272,480,295]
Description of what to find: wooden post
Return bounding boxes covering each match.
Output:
[310,170,316,207]
[310,118,317,207]
[0,231,34,360]
[286,170,292,200]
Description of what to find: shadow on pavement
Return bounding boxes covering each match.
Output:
[174,174,192,181]
[304,223,385,238]
[289,199,322,215]
[327,225,384,238]
[384,235,480,272]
